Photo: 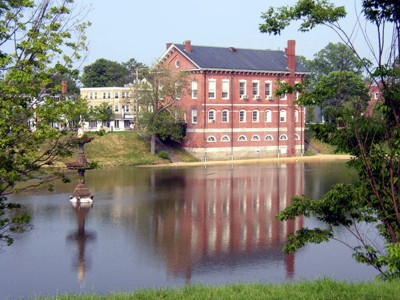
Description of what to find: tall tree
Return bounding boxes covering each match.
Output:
[135,65,189,154]
[0,0,89,247]
[260,0,400,280]
[81,59,129,87]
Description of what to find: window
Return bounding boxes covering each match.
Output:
[252,81,260,99]
[122,104,130,112]
[114,92,119,98]
[89,92,93,100]
[265,135,273,141]
[183,112,187,123]
[208,79,216,99]
[175,83,181,100]
[251,135,260,141]
[294,110,299,122]
[280,110,286,122]
[239,110,246,122]
[114,105,119,112]
[208,109,216,122]
[207,136,216,142]
[279,134,288,140]
[265,81,272,99]
[94,92,97,99]
[252,110,259,122]
[374,92,379,99]
[238,135,247,141]
[239,81,247,99]
[294,134,300,140]
[89,121,97,128]
[191,109,198,124]
[265,109,272,122]
[221,135,230,142]
[115,120,120,128]
[103,92,106,99]
[107,92,111,99]
[280,82,287,100]
[221,109,229,123]
[192,80,198,99]
[222,80,230,99]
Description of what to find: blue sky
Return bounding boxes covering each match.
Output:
[79,0,376,68]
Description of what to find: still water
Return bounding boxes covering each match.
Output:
[0,161,379,298]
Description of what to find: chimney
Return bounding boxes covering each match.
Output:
[61,80,68,94]
[285,40,296,73]
[184,40,191,53]
[166,42,172,50]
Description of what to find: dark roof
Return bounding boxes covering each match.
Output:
[174,44,309,73]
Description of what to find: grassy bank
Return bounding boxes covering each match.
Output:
[45,279,400,299]
[81,131,196,167]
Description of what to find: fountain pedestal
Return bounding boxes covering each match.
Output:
[66,137,94,203]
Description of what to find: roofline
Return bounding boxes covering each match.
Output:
[186,67,310,75]
[157,44,201,69]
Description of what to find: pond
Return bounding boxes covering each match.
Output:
[0,161,379,299]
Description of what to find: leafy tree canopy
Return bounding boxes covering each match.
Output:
[81,58,148,87]
[260,0,400,280]
[0,0,90,247]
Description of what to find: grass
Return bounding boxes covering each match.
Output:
[83,131,168,167]
[43,279,400,299]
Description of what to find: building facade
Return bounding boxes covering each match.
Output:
[158,40,309,161]
[80,84,139,131]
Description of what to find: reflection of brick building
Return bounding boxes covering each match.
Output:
[153,163,304,281]
[158,40,309,160]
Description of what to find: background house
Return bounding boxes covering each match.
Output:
[158,40,309,161]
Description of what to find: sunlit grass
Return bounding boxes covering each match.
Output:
[42,279,400,300]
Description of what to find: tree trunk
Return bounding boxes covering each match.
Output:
[150,134,156,155]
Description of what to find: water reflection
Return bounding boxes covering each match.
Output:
[136,164,304,282]
[66,202,96,285]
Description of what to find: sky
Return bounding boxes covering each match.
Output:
[78,0,380,69]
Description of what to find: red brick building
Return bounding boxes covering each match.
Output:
[158,40,309,161]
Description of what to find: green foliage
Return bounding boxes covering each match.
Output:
[157,151,169,160]
[261,0,400,280]
[0,0,89,246]
[136,65,190,154]
[81,58,148,87]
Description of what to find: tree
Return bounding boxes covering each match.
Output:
[0,0,89,247]
[135,65,189,154]
[81,58,148,87]
[93,101,114,127]
[81,58,129,87]
[298,42,367,122]
[260,0,400,280]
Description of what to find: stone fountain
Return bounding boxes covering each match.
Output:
[65,127,94,203]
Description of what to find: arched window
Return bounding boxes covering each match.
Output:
[221,109,229,123]
[252,109,259,122]
[221,135,230,142]
[251,135,260,141]
[207,136,216,142]
[239,109,246,122]
[265,109,272,122]
[279,134,288,140]
[208,109,216,123]
[265,135,273,141]
[279,110,287,122]
[294,134,300,140]
[238,135,247,141]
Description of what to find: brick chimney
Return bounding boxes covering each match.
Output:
[184,40,191,53]
[285,40,296,73]
[61,80,68,94]
[166,42,172,50]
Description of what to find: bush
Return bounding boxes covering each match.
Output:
[157,151,169,160]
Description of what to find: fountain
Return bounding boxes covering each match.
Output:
[65,126,95,203]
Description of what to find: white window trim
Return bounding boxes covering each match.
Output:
[251,135,260,141]
[239,109,246,123]
[265,80,273,99]
[265,135,273,141]
[208,109,216,123]
[207,136,216,142]
[265,109,272,123]
[221,135,230,142]
[252,80,260,99]
[222,79,230,100]
[279,134,288,140]
[252,110,259,123]
[192,80,198,99]
[239,80,247,99]
[280,110,287,122]
[221,109,229,123]
[208,79,216,99]
[191,109,198,124]
[238,135,247,141]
